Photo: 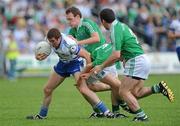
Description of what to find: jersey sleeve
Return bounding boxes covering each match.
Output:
[92,56,106,67]
[83,22,96,34]
[62,34,80,55]
[69,45,80,55]
[68,28,76,37]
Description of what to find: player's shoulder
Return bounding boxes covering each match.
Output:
[61,33,76,46]
[69,27,76,33]
[82,18,95,25]
[83,18,92,22]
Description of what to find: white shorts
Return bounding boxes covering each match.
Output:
[87,64,118,84]
[124,54,150,80]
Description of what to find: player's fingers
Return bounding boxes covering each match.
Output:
[81,75,88,79]
[37,53,48,60]
[90,68,97,74]
[90,68,95,73]
[35,54,41,60]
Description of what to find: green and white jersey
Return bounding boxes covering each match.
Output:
[69,18,106,53]
[91,43,112,67]
[110,19,144,61]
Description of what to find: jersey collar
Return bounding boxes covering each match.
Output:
[55,33,64,49]
[77,18,83,31]
[110,19,118,31]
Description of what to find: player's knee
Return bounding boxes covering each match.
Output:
[119,89,125,97]
[109,79,121,89]
[77,86,88,95]
[112,83,120,89]
[43,87,53,96]
[88,84,97,92]
[132,91,140,98]
[131,87,142,98]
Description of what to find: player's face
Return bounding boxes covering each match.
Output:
[48,37,61,49]
[66,12,80,28]
[102,20,109,30]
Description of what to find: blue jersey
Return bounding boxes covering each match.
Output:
[169,19,180,47]
[52,33,81,63]
[52,33,82,77]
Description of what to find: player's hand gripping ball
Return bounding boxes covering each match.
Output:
[35,41,51,60]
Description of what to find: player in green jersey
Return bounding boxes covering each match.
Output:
[79,43,128,118]
[65,6,130,117]
[91,8,175,121]
[66,6,110,92]
[66,7,105,53]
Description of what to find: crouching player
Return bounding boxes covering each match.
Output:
[91,8,175,121]
[78,43,130,118]
[26,28,114,119]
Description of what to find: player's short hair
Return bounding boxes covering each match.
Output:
[47,28,61,39]
[99,8,115,23]
[65,6,82,18]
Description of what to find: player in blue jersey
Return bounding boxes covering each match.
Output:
[168,10,180,62]
[26,28,114,119]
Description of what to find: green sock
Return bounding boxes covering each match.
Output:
[112,105,119,113]
[151,84,160,93]
[118,100,127,107]
[93,107,101,113]
[135,108,146,118]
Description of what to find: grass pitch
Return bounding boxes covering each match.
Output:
[0,74,179,126]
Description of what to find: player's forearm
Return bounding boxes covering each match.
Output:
[78,48,91,64]
[82,54,91,65]
[101,51,120,69]
[101,55,118,69]
[82,63,93,74]
[78,36,99,45]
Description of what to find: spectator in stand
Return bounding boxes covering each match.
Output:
[5,33,20,80]
[168,10,180,62]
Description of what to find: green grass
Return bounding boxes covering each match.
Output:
[0,74,180,126]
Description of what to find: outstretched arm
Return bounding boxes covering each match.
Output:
[78,48,91,64]
[78,32,100,45]
[91,51,121,73]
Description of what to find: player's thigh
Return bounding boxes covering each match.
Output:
[45,70,65,90]
[88,81,111,92]
[120,76,140,92]
[73,72,81,82]
[131,80,144,95]
[101,74,120,89]
[73,71,88,89]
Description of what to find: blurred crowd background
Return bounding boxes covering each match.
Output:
[0,0,180,54]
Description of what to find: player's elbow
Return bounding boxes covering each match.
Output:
[96,36,100,42]
[84,52,91,64]
[115,54,121,59]
[113,51,121,59]
[92,34,100,42]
